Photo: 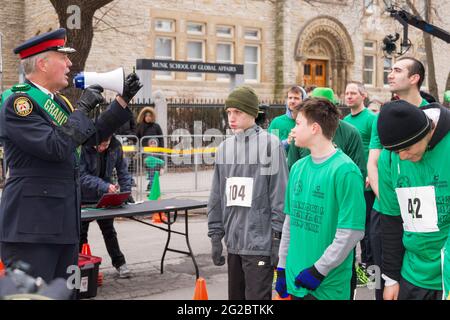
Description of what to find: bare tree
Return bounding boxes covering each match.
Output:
[404,0,439,101]
[446,72,450,91]
[50,0,114,101]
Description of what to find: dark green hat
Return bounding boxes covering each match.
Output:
[225,86,259,118]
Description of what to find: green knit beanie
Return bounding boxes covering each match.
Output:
[225,86,259,118]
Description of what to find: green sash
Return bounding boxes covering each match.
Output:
[1,83,80,157]
[1,84,70,125]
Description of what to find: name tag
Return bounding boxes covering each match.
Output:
[395,186,439,233]
[226,177,253,207]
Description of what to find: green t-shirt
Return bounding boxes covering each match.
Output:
[378,133,450,290]
[284,149,366,300]
[343,108,376,162]
[268,114,295,141]
[444,234,450,299]
[370,98,429,211]
[268,114,295,154]
[287,120,367,179]
[344,108,376,191]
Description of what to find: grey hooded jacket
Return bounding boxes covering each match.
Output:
[207,125,288,256]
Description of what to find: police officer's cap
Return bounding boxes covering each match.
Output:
[13,28,76,59]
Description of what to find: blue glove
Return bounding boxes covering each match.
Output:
[295,265,325,291]
[275,268,288,298]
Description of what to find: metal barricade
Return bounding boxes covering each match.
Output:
[136,134,226,200]
[116,135,141,201]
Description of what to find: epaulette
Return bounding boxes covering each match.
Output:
[11,83,31,93]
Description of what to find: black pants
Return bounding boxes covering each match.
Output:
[350,252,357,300]
[80,219,125,269]
[227,253,273,300]
[361,191,375,265]
[370,208,385,300]
[399,277,443,300]
[1,242,78,283]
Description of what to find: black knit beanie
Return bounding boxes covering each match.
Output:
[378,100,432,151]
[225,86,259,118]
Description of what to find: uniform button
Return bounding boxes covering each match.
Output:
[43,190,48,195]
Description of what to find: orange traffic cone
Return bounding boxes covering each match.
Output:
[193,277,209,300]
[273,294,292,300]
[0,260,5,278]
[81,243,92,256]
[152,213,162,223]
[152,212,167,223]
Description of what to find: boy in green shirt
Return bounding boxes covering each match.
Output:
[287,87,366,179]
[378,99,450,300]
[275,97,366,300]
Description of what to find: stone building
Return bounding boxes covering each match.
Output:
[1,0,449,102]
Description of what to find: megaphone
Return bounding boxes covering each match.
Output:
[73,67,125,95]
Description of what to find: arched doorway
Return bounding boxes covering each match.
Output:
[295,16,354,96]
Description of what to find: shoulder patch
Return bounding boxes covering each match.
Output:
[14,96,33,116]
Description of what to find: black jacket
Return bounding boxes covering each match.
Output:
[0,81,132,244]
[136,122,164,147]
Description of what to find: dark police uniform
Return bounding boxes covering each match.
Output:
[0,28,133,284]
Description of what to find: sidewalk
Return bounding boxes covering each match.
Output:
[87,214,374,300]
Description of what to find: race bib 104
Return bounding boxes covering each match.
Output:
[225,177,253,207]
[395,186,439,233]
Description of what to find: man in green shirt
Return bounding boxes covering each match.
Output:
[378,100,450,300]
[343,81,376,280]
[367,57,429,300]
[275,97,365,300]
[268,86,307,154]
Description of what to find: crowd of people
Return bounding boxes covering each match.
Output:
[207,56,450,300]
[0,27,449,301]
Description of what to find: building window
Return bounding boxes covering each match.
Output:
[155,37,174,79]
[244,45,259,82]
[187,41,204,80]
[187,22,205,35]
[383,57,392,86]
[216,43,233,82]
[315,64,323,76]
[304,64,311,76]
[244,28,261,40]
[155,19,175,32]
[364,41,375,50]
[216,25,233,38]
[363,55,375,86]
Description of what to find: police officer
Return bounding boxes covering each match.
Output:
[0,28,142,290]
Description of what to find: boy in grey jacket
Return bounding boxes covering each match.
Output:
[207,86,288,300]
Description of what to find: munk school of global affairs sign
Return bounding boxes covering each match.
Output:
[136,59,244,75]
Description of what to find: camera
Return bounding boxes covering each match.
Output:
[382,33,399,55]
